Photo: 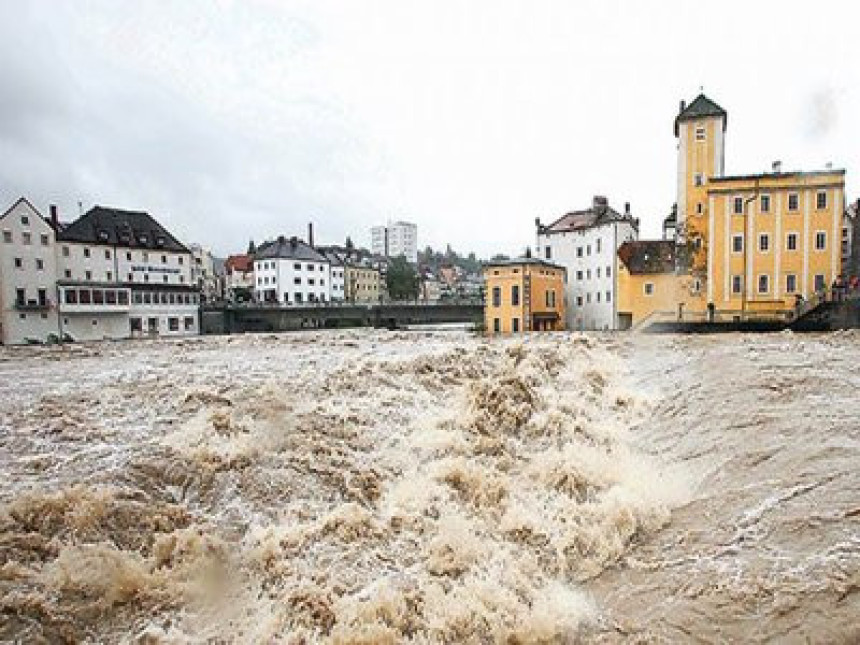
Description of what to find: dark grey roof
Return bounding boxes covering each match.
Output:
[663,204,677,226]
[675,94,727,136]
[540,196,637,235]
[57,206,189,252]
[254,236,329,262]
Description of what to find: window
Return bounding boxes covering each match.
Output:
[576,296,583,306]
[694,173,704,187]
[606,266,612,278]
[65,289,77,304]
[40,233,49,246]
[79,289,92,304]
[2,230,11,243]
[732,275,743,294]
[307,264,314,270]
[184,316,195,330]
[168,317,179,331]
[127,273,133,281]
[37,288,47,306]
[15,288,25,305]
[148,317,158,332]
[758,275,769,294]
[105,249,111,259]
[586,269,591,280]
[294,263,301,270]
[84,247,90,258]
[597,268,601,279]
[512,285,520,306]
[162,255,167,264]
[576,270,583,281]
[64,269,72,279]
[545,290,551,307]
[127,251,132,261]
[14,257,22,269]
[36,258,44,270]
[62,246,69,257]
[105,290,117,305]
[21,215,29,226]
[815,231,826,251]
[814,274,826,291]
[644,283,654,296]
[695,126,706,141]
[493,318,501,333]
[760,195,771,213]
[786,274,797,294]
[586,245,591,256]
[696,203,703,215]
[786,233,798,251]
[106,271,112,281]
[596,239,602,253]
[308,278,315,286]
[178,257,184,265]
[544,246,551,260]
[130,318,142,332]
[512,318,520,333]
[759,234,770,252]
[93,289,104,304]
[576,247,583,258]
[162,275,168,283]
[492,286,501,307]
[788,193,799,211]
[586,293,591,303]
[816,191,827,210]
[118,291,129,305]
[733,197,744,214]
[22,232,31,245]
[85,270,92,280]
[732,234,744,253]
[143,252,149,262]
[294,277,301,285]
[144,274,150,282]
[596,292,601,303]
[606,290,612,303]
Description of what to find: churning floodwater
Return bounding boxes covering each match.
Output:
[0,330,857,642]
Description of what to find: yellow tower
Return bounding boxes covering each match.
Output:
[674,94,727,254]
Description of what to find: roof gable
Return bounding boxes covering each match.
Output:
[0,197,45,226]
[675,94,727,136]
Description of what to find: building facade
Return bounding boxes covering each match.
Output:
[190,244,222,303]
[619,94,846,327]
[536,196,638,330]
[483,258,566,334]
[254,236,331,304]
[371,221,418,263]
[0,199,60,344]
[55,206,199,341]
[224,254,254,302]
[345,264,381,303]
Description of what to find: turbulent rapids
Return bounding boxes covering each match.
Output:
[0,330,858,642]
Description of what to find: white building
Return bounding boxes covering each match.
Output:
[536,196,639,331]
[254,236,331,304]
[319,250,345,301]
[55,205,199,341]
[0,199,200,344]
[371,220,418,263]
[0,199,60,344]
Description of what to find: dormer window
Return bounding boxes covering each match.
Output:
[138,234,148,244]
[97,230,109,242]
[156,236,166,247]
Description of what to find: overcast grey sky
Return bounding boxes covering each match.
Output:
[1,1,857,258]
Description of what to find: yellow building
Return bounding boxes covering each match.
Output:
[345,265,381,303]
[618,94,846,327]
[483,258,566,334]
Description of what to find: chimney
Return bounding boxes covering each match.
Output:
[825,161,833,170]
[49,204,59,231]
[680,100,686,114]
[289,235,297,247]
[308,222,314,247]
[593,195,608,209]
[772,160,782,174]
[624,202,631,216]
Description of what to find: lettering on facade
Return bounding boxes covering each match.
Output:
[131,265,181,275]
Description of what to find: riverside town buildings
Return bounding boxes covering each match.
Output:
[0,198,200,345]
[536,196,638,331]
[483,257,566,334]
[617,94,847,328]
[371,220,418,263]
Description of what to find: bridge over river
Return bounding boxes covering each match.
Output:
[201,301,484,335]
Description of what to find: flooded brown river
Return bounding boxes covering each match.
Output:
[0,330,858,643]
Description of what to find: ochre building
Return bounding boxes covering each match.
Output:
[618,94,846,327]
[483,258,566,334]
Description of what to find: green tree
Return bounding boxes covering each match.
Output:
[386,256,419,300]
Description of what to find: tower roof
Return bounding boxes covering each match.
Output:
[674,94,727,136]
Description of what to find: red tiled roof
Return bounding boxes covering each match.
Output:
[225,254,252,272]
